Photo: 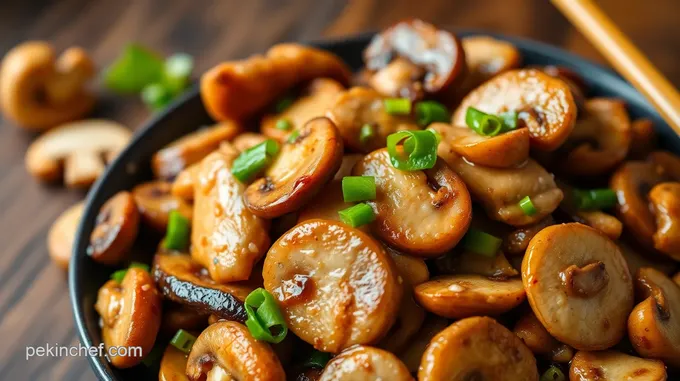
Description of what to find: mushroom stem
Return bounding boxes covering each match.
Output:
[560,261,609,297]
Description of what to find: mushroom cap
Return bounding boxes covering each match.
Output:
[132,181,192,231]
[461,36,522,79]
[159,344,189,381]
[159,303,207,337]
[570,350,667,381]
[47,201,84,270]
[649,182,680,260]
[88,191,139,266]
[25,119,131,187]
[414,275,525,319]
[418,316,538,381]
[522,223,634,350]
[434,250,518,278]
[452,69,577,151]
[320,345,413,381]
[629,118,658,159]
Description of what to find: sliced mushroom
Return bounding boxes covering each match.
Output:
[618,241,677,277]
[47,201,84,270]
[186,321,285,381]
[570,350,667,381]
[151,121,242,180]
[558,98,631,176]
[367,58,426,99]
[629,118,658,159]
[364,19,466,98]
[153,254,256,322]
[159,344,189,381]
[244,117,343,218]
[159,303,208,337]
[522,223,633,350]
[649,182,680,260]
[648,150,680,180]
[513,309,574,363]
[398,316,450,373]
[452,69,577,151]
[430,122,530,168]
[262,219,402,353]
[94,268,162,368]
[352,148,472,256]
[418,316,538,381]
[232,132,269,152]
[414,275,525,319]
[297,181,367,231]
[674,272,680,286]
[558,180,622,240]
[333,154,364,181]
[319,345,413,381]
[435,251,519,278]
[201,43,351,122]
[25,119,131,188]
[438,148,562,226]
[171,162,199,202]
[0,41,95,130]
[503,216,555,256]
[261,78,345,142]
[88,191,139,265]
[327,87,419,152]
[131,181,192,231]
[192,144,270,283]
[385,246,430,286]
[628,267,680,367]
[458,35,522,95]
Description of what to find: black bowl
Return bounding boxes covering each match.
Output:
[70,31,680,380]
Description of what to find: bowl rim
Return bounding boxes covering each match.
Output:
[69,30,664,380]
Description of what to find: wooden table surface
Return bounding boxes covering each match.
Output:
[1,0,679,379]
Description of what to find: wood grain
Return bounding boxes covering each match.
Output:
[0,0,679,379]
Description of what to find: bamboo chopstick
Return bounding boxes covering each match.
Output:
[551,0,680,136]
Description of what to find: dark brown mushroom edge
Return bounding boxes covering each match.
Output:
[86,20,678,380]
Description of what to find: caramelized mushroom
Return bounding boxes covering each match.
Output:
[201,43,351,122]
[159,303,208,337]
[364,19,466,98]
[192,144,270,283]
[398,316,450,373]
[151,121,242,180]
[88,191,139,265]
[558,180,622,240]
[418,316,538,381]
[435,250,519,278]
[244,117,343,218]
[131,181,192,231]
[367,58,426,99]
[629,118,657,159]
[522,223,633,350]
[459,35,522,95]
[452,69,577,151]
[415,275,525,319]
[94,268,162,368]
[503,216,555,256]
[186,321,285,381]
[352,148,472,256]
[320,345,413,381]
[628,267,680,367]
[47,201,84,270]
[618,241,677,277]
[296,181,359,227]
[262,219,402,353]
[159,344,189,381]
[649,182,680,260]
[649,150,680,180]
[570,350,667,381]
[513,310,574,363]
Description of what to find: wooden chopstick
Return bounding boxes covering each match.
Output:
[551,0,680,136]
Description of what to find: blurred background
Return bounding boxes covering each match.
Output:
[0,0,679,379]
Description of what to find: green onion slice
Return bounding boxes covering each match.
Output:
[110,262,150,283]
[342,176,376,202]
[359,124,375,144]
[465,107,504,136]
[386,130,439,171]
[540,366,566,381]
[170,329,197,354]
[275,119,293,131]
[165,210,190,251]
[460,228,502,257]
[274,96,294,113]
[141,344,164,368]
[499,111,518,132]
[104,44,164,93]
[573,188,618,210]
[129,261,150,272]
[231,140,279,183]
[415,101,450,127]
[141,83,173,110]
[338,203,376,228]
[304,350,332,369]
[518,196,538,216]
[383,98,412,115]
[163,53,194,95]
[287,130,301,144]
[244,288,288,343]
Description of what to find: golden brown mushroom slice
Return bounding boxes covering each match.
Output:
[262,219,402,353]
[439,150,562,227]
[320,345,413,381]
[244,117,343,219]
[398,316,450,373]
[0,41,95,130]
[419,316,539,381]
[48,201,84,270]
[559,98,631,176]
[452,69,577,151]
[649,182,680,260]
[297,181,369,234]
[261,78,345,142]
[649,150,680,180]
[513,310,574,363]
[159,344,189,381]
[186,321,285,381]
[131,181,192,231]
[94,268,162,368]
[430,122,530,168]
[435,250,519,278]
[327,87,419,153]
[352,148,472,256]
[88,191,139,265]
[363,19,466,99]
[153,254,255,322]
[192,144,270,283]
[522,223,634,350]
[151,121,242,180]
[570,350,667,381]
[503,216,555,256]
[414,275,525,319]
[367,58,426,99]
[557,180,622,240]
[459,35,522,94]
[628,267,680,367]
[201,43,351,122]
[629,118,657,159]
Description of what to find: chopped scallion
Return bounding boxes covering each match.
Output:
[415,101,450,127]
[170,329,197,354]
[386,130,439,171]
[540,366,566,381]
[338,203,376,228]
[231,140,279,183]
[499,111,518,132]
[244,288,288,343]
[573,188,618,210]
[141,83,173,110]
[287,130,301,144]
[110,269,127,283]
[163,53,193,95]
[460,228,502,257]
[165,210,190,251]
[518,196,538,216]
[359,124,375,144]
[304,350,332,369]
[274,96,294,113]
[342,176,376,202]
[383,98,411,115]
[275,119,292,131]
[104,44,164,93]
[465,107,504,136]
[129,261,150,272]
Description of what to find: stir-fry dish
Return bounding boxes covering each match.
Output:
[90,19,680,380]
